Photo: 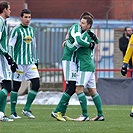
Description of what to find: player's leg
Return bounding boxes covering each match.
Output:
[22,64,40,119]
[10,64,24,119]
[23,78,40,112]
[74,71,89,121]
[0,80,12,112]
[0,80,14,122]
[51,61,76,121]
[87,72,104,121]
[0,57,14,122]
[10,80,21,119]
[53,81,76,115]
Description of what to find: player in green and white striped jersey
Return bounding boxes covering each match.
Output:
[0,1,18,122]
[52,12,97,121]
[52,12,104,122]
[9,9,40,119]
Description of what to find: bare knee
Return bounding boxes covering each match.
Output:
[76,86,84,94]
[88,88,97,96]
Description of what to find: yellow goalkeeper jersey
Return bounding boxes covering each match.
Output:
[123,34,133,65]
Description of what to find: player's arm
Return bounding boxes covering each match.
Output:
[0,30,7,55]
[62,33,69,48]
[121,35,133,76]
[70,25,91,48]
[8,29,18,58]
[7,29,18,72]
[33,36,39,68]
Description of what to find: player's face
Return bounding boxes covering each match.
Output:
[4,5,11,18]
[21,13,31,26]
[80,18,91,32]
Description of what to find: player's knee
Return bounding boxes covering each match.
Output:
[65,81,76,96]
[2,80,12,93]
[13,81,21,92]
[30,78,40,92]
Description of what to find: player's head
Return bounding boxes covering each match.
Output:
[80,12,94,31]
[0,1,11,18]
[20,9,31,27]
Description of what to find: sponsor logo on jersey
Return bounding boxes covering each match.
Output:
[24,36,32,44]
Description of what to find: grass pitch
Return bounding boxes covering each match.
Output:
[0,105,133,133]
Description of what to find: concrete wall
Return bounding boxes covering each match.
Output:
[114,28,124,78]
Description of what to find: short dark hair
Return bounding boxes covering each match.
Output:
[20,9,31,17]
[82,15,93,27]
[124,26,131,31]
[0,1,9,14]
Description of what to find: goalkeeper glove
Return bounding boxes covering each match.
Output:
[4,53,18,73]
[121,63,128,76]
[88,31,97,42]
[89,42,95,50]
[4,53,14,65]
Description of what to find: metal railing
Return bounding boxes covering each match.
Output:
[8,23,115,83]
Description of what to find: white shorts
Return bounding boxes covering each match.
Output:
[62,60,77,81]
[76,71,96,88]
[0,55,12,83]
[13,64,40,82]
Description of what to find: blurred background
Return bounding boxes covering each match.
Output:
[6,0,133,101]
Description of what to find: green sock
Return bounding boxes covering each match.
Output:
[92,93,103,116]
[54,92,70,115]
[0,88,8,112]
[10,91,18,114]
[23,89,37,111]
[77,92,88,117]
[0,96,7,113]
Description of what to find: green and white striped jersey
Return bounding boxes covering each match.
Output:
[62,23,91,62]
[63,23,99,72]
[9,24,38,65]
[0,16,8,55]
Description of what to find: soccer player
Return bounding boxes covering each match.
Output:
[121,33,133,117]
[9,9,40,119]
[0,1,18,122]
[51,11,104,121]
[73,15,104,121]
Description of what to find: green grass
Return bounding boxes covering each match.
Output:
[0,105,133,133]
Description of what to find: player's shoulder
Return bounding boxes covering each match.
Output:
[11,25,20,32]
[28,25,34,30]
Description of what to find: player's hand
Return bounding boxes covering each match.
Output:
[89,42,95,50]
[121,63,128,76]
[62,40,66,48]
[88,31,97,42]
[4,53,14,65]
[11,62,18,73]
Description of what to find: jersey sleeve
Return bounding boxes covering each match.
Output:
[70,24,92,47]
[123,35,133,64]
[8,28,18,59]
[0,19,7,55]
[75,31,92,47]
[32,36,39,63]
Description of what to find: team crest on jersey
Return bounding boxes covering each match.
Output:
[24,36,32,44]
